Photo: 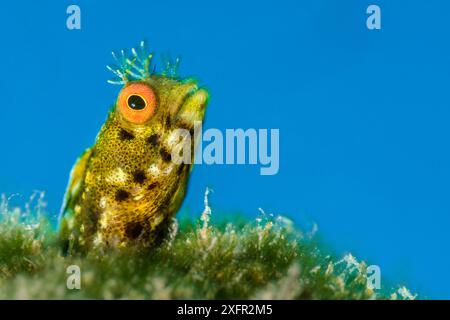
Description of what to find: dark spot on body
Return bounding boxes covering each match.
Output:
[178,121,195,136]
[160,148,172,162]
[133,170,146,184]
[152,218,171,246]
[89,211,100,233]
[147,134,160,146]
[165,115,171,128]
[177,163,191,174]
[115,189,130,201]
[61,240,69,255]
[147,182,159,190]
[177,163,185,174]
[119,129,135,140]
[125,221,144,239]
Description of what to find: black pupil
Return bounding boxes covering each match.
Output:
[127,95,146,110]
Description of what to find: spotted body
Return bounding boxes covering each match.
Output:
[59,43,208,253]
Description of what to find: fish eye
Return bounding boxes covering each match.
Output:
[117,82,156,124]
[127,94,146,110]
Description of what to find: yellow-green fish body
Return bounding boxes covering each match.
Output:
[59,43,208,253]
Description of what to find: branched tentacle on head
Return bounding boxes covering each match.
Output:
[161,54,181,78]
[107,41,180,85]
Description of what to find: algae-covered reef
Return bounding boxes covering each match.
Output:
[0,191,415,299]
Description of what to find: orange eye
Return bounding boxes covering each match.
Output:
[117,82,157,124]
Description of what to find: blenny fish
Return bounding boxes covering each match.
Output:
[59,41,208,253]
